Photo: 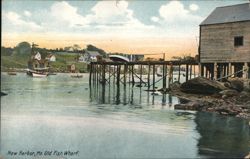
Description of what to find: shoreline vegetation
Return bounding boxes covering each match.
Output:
[1,42,107,73]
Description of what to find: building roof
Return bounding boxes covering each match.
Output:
[85,50,100,56]
[46,54,55,58]
[109,55,130,62]
[200,3,250,26]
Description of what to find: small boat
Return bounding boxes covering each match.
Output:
[156,73,163,77]
[71,74,83,78]
[26,68,48,78]
[32,72,48,77]
[7,72,17,75]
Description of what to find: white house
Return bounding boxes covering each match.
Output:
[34,52,41,61]
[46,54,56,62]
[83,50,101,63]
[78,55,85,62]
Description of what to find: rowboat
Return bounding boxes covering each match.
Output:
[7,72,17,75]
[71,73,83,78]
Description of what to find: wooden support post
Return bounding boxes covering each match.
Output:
[186,64,189,82]
[243,62,248,79]
[205,66,208,78]
[132,65,135,86]
[93,64,96,84]
[102,64,106,85]
[96,65,99,84]
[113,65,116,85]
[214,62,217,80]
[116,65,120,88]
[219,64,223,81]
[124,64,127,88]
[226,64,229,78]
[140,65,142,87]
[168,63,173,87]
[178,64,181,83]
[148,64,151,90]
[101,64,106,103]
[229,63,232,77]
[199,63,203,77]
[89,63,92,86]
[223,64,227,78]
[163,64,166,91]
[189,64,192,79]
[116,65,121,104]
[193,65,196,78]
[153,65,156,90]
[108,65,111,84]
[128,65,131,86]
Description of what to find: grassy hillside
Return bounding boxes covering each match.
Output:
[49,54,88,72]
[1,53,88,72]
[1,55,28,70]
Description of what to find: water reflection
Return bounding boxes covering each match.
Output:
[90,81,176,107]
[1,73,249,158]
[195,112,250,158]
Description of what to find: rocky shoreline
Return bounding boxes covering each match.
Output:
[168,77,250,120]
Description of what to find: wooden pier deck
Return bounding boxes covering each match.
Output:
[89,60,199,92]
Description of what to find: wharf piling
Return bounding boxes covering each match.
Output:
[89,61,198,92]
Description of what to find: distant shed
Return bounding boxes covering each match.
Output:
[199,3,250,79]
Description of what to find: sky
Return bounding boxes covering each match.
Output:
[2,0,248,59]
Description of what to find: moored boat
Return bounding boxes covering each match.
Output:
[26,68,48,78]
[32,72,48,77]
[7,72,17,75]
[71,73,83,78]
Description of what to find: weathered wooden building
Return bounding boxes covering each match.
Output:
[199,3,250,79]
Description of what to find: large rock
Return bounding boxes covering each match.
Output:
[228,79,244,92]
[219,89,238,97]
[180,77,226,94]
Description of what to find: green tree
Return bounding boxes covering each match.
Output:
[1,47,13,56]
[13,41,31,57]
[86,44,107,57]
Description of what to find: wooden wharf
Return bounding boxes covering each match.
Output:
[89,60,199,92]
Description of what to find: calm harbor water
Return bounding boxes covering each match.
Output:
[1,72,249,158]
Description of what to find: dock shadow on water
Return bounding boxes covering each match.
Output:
[89,79,176,108]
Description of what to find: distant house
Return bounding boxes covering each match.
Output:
[46,54,56,62]
[199,3,250,79]
[64,47,74,52]
[67,64,76,73]
[28,59,49,70]
[34,52,41,61]
[83,50,101,63]
[28,50,51,70]
[78,54,85,62]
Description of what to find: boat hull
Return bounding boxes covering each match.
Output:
[26,69,48,78]
[32,72,48,77]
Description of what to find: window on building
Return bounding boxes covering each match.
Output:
[234,36,243,47]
